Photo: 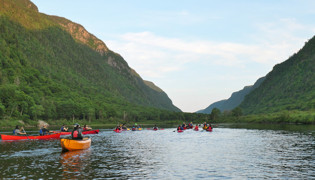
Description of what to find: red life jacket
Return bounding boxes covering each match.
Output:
[73,130,79,138]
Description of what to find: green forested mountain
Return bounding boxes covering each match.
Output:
[240,36,315,114]
[197,77,265,114]
[0,0,181,123]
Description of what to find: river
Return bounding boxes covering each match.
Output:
[1,124,314,179]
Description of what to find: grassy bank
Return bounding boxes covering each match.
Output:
[216,110,315,124]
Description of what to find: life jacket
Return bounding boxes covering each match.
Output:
[72,129,83,139]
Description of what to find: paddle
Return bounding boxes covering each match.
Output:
[21,127,30,140]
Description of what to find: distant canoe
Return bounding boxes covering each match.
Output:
[113,129,122,133]
[60,137,91,152]
[0,133,61,141]
[53,129,99,135]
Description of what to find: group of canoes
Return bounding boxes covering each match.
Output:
[177,122,213,132]
[114,124,160,133]
[1,124,98,152]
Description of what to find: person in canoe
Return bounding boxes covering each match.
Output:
[206,124,213,131]
[40,124,53,135]
[72,123,83,140]
[188,122,193,129]
[132,124,136,131]
[60,124,68,132]
[194,125,199,131]
[177,125,183,131]
[115,125,122,131]
[13,125,26,135]
[182,122,187,130]
[203,122,208,130]
[153,125,158,130]
[83,124,92,131]
[121,124,128,130]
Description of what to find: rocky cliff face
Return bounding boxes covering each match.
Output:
[49,16,109,56]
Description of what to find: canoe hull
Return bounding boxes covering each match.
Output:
[60,137,91,152]
[1,133,61,141]
[82,129,99,135]
[55,129,99,135]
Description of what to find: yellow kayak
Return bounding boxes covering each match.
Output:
[60,137,91,152]
[138,128,142,131]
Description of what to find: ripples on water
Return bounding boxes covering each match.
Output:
[0,127,314,179]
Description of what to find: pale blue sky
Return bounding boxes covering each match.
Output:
[32,0,315,112]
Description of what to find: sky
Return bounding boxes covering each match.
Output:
[31,0,315,112]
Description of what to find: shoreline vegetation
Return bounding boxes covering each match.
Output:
[1,109,314,130]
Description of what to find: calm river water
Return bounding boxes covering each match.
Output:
[0,124,314,179]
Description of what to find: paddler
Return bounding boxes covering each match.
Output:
[72,123,83,140]
[83,124,92,131]
[182,122,187,129]
[153,125,158,130]
[13,125,26,135]
[177,125,183,131]
[115,125,121,131]
[188,122,193,129]
[60,124,68,132]
[203,122,208,130]
[40,124,53,135]
[121,124,127,130]
[207,124,213,131]
[194,125,199,131]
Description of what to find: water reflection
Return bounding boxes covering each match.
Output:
[0,126,314,179]
[60,149,91,179]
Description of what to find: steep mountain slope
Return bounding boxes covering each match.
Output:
[240,36,315,114]
[0,0,180,121]
[198,77,265,114]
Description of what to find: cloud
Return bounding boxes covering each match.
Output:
[106,18,315,112]
[108,21,313,80]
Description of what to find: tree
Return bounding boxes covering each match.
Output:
[210,108,221,121]
[0,102,5,118]
[232,107,243,118]
[30,104,44,120]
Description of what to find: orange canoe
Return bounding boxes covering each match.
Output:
[60,137,91,152]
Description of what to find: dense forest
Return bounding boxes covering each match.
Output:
[240,36,315,114]
[0,0,211,126]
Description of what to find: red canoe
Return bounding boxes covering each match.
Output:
[1,133,61,141]
[177,130,183,133]
[113,129,122,133]
[54,129,99,135]
[206,128,213,132]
